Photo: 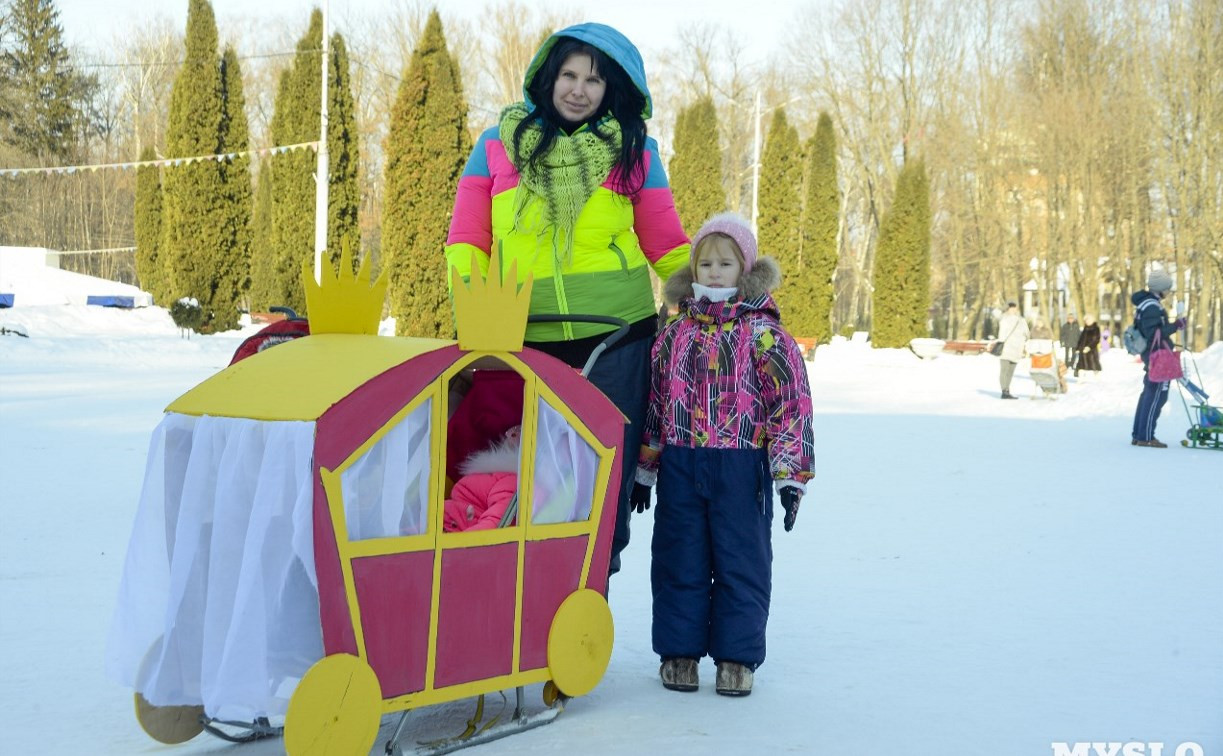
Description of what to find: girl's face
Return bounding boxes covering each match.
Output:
[552,53,606,126]
[695,244,743,288]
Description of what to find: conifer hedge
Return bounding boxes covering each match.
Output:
[797,111,839,344]
[758,109,802,323]
[382,11,470,338]
[871,159,931,348]
[670,96,725,236]
[133,145,168,306]
[161,0,232,331]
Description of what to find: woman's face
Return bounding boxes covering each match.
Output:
[552,53,606,127]
[695,244,743,288]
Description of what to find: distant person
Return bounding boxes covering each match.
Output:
[444,23,690,578]
[1100,326,1111,353]
[1130,268,1186,448]
[1074,314,1101,379]
[997,301,1029,399]
[1059,314,1081,370]
[630,212,814,697]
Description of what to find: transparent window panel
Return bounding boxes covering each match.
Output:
[531,399,596,525]
[341,399,432,540]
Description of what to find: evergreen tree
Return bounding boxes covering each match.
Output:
[326,33,360,272]
[757,109,802,319]
[263,11,361,313]
[133,145,168,305]
[161,0,231,331]
[0,0,96,161]
[266,14,321,314]
[214,44,252,329]
[670,95,724,234]
[797,112,839,344]
[871,159,931,348]
[382,10,469,338]
[249,157,276,310]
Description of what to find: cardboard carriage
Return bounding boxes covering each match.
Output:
[107,249,624,755]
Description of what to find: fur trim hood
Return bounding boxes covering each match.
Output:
[663,255,782,307]
[458,434,521,476]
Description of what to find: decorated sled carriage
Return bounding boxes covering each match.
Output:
[108,248,626,754]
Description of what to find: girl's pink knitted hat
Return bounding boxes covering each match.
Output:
[690,212,758,273]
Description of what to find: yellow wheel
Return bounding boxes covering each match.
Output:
[546,589,613,698]
[541,681,562,707]
[284,654,382,756]
[134,692,205,744]
[133,636,204,744]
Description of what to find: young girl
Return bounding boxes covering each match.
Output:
[629,212,815,697]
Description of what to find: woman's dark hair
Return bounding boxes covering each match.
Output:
[514,37,648,193]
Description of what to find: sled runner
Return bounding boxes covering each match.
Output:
[108,247,627,754]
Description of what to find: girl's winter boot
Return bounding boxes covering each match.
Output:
[660,658,699,692]
[715,661,753,696]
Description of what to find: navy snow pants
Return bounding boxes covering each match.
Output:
[584,335,651,578]
[1131,372,1170,442]
[651,446,773,670]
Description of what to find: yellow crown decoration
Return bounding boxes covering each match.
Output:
[451,246,533,352]
[301,242,388,335]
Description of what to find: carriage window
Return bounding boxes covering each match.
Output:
[340,398,432,540]
[531,399,597,525]
[442,365,525,532]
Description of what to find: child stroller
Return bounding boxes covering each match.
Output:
[1026,337,1065,399]
[108,249,628,755]
[1177,353,1222,450]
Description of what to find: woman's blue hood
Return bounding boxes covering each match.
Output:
[522,22,652,120]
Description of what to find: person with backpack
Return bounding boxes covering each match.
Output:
[1130,268,1187,448]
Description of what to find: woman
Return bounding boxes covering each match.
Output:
[1131,268,1186,447]
[446,23,690,578]
[1074,314,1101,378]
[996,301,1029,399]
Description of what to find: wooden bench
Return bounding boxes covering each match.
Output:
[942,340,991,355]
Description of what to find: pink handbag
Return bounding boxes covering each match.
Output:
[1147,328,1183,382]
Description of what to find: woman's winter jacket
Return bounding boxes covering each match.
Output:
[639,258,815,489]
[1075,323,1101,372]
[1131,290,1179,367]
[998,311,1030,361]
[445,23,689,344]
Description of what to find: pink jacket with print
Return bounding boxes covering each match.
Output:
[640,257,815,487]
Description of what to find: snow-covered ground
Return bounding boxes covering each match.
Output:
[2,295,1221,756]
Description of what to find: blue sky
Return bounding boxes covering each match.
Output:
[56,0,816,65]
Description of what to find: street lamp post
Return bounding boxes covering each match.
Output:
[312,0,330,282]
[751,90,761,234]
[749,90,803,234]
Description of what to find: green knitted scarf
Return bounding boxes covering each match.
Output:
[499,103,620,265]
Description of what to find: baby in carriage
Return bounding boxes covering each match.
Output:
[1026,321,1067,397]
[443,425,521,532]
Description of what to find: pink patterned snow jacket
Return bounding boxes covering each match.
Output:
[639,257,815,490]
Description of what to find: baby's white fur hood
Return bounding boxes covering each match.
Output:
[459,435,521,475]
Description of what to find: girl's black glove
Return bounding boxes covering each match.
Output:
[780,488,801,532]
[630,482,652,513]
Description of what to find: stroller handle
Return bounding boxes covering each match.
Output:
[526,314,630,378]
